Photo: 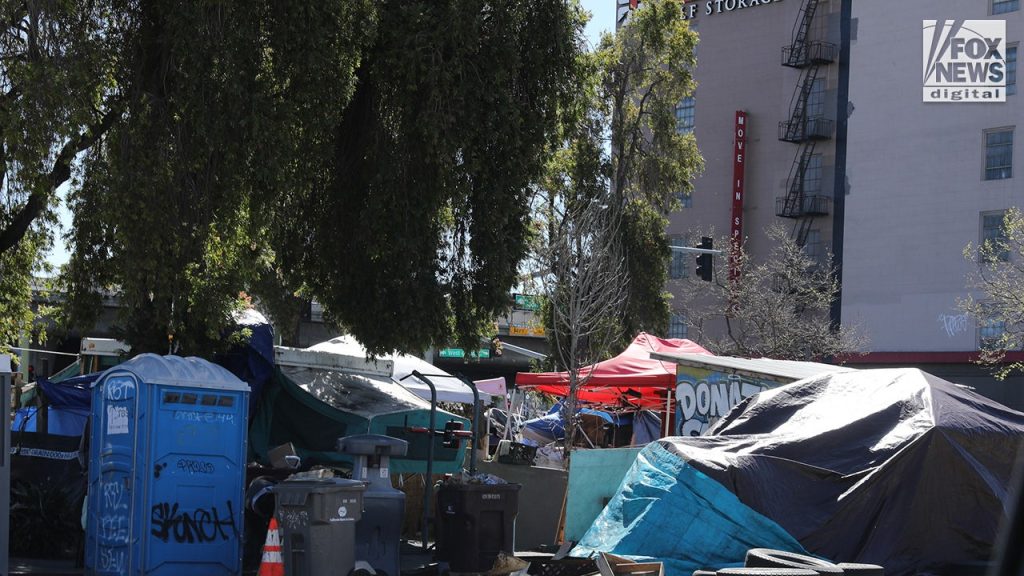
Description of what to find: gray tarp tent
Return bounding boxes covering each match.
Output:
[573,368,1024,576]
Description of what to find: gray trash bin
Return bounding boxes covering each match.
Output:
[337,434,409,576]
[273,478,366,576]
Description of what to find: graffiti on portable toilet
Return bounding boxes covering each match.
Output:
[675,367,784,436]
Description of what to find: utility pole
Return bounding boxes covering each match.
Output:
[1,353,11,576]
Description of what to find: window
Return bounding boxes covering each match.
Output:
[668,314,688,339]
[675,191,693,209]
[676,96,695,134]
[807,78,827,118]
[804,154,823,195]
[979,312,1007,348]
[309,300,325,322]
[803,229,827,268]
[985,128,1014,180]
[993,0,1019,15]
[669,236,688,279]
[1008,44,1018,96]
[982,211,1011,262]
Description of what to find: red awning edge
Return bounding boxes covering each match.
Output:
[515,332,712,407]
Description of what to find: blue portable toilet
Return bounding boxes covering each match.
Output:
[85,354,250,576]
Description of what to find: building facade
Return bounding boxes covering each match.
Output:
[621,0,1024,409]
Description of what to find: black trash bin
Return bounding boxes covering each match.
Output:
[435,483,521,573]
[273,478,366,576]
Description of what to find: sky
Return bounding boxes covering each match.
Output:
[44,2,619,269]
[582,0,616,49]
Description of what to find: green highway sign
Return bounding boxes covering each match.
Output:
[514,293,543,311]
[438,348,490,359]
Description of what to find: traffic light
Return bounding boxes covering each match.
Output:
[695,237,713,282]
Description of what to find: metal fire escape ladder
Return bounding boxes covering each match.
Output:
[780,141,817,218]
[778,0,829,247]
[794,212,815,247]
[789,0,820,65]
[783,65,820,141]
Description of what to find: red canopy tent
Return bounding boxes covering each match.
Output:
[515,332,712,408]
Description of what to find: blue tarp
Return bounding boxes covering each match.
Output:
[572,441,808,575]
[13,407,89,436]
[215,309,275,415]
[39,374,95,410]
[523,402,632,444]
[631,410,662,445]
[11,374,98,437]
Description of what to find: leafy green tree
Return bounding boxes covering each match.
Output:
[54,1,584,356]
[536,0,701,363]
[960,207,1024,378]
[677,225,863,360]
[529,0,700,455]
[606,0,702,342]
[274,1,585,355]
[0,1,124,348]
[62,2,376,354]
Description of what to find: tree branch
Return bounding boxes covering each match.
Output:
[0,103,121,255]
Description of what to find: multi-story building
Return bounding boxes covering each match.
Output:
[619,0,1024,409]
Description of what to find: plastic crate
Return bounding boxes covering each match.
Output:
[498,441,537,465]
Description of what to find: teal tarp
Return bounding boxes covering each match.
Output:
[572,442,807,575]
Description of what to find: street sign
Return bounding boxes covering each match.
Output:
[509,325,547,337]
[438,348,490,359]
[513,294,543,311]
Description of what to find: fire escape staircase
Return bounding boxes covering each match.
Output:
[776,0,836,247]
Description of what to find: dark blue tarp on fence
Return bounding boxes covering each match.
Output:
[215,309,275,415]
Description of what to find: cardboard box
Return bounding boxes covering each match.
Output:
[596,553,663,576]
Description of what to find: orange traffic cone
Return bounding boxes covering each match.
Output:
[258,517,285,576]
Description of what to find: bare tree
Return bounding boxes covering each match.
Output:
[678,225,864,360]
[960,207,1024,378]
[523,0,699,458]
[543,193,629,456]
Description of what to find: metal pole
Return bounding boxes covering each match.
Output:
[1,354,12,576]
[457,376,481,476]
[411,371,436,552]
[668,246,722,255]
[663,388,673,438]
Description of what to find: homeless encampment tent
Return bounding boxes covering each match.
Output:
[515,333,711,408]
[572,368,1024,576]
[247,347,470,474]
[521,402,662,447]
[308,335,477,404]
[9,373,95,558]
[214,308,276,415]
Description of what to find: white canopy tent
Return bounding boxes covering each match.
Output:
[307,335,479,404]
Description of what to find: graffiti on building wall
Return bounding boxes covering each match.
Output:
[675,368,781,436]
[938,313,970,338]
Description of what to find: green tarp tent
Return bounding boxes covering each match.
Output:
[249,363,470,474]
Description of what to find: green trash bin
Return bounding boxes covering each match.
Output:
[273,478,366,576]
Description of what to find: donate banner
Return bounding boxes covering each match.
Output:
[674,367,783,436]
